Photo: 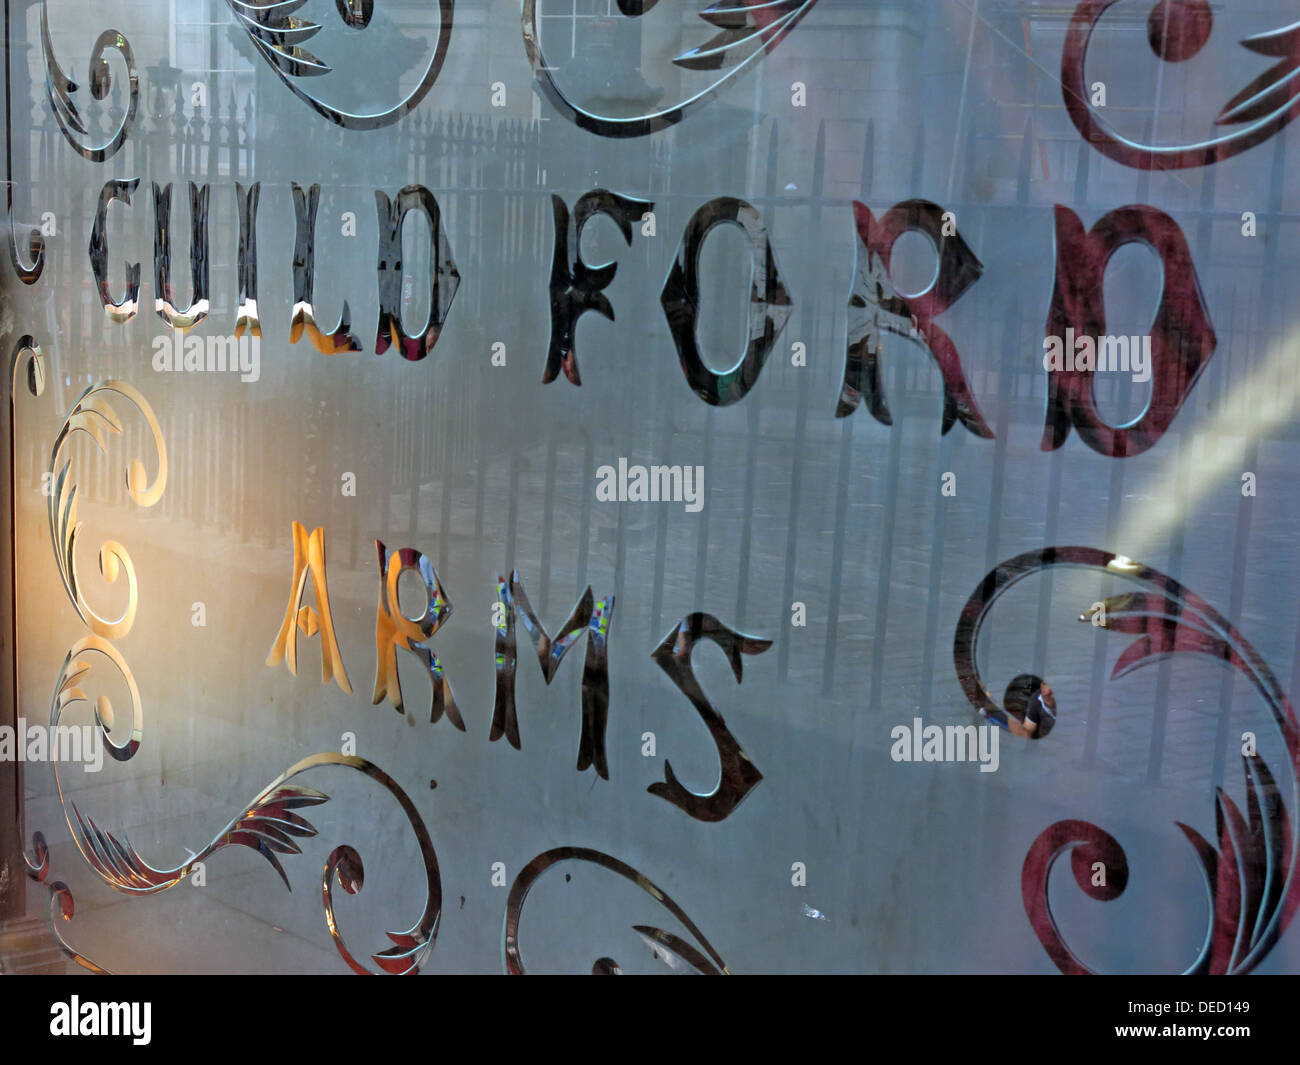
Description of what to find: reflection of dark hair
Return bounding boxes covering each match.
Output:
[1003,673,1044,718]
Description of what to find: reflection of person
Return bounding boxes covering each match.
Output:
[1001,674,1056,740]
[1023,682,1056,739]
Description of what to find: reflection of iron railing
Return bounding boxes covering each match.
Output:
[16,88,678,539]
[11,73,1299,793]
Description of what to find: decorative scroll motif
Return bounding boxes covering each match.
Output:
[9,336,46,400]
[6,320,44,809]
[37,379,434,975]
[372,539,462,727]
[40,0,139,162]
[23,830,50,883]
[266,521,353,693]
[152,182,211,331]
[837,200,992,438]
[649,613,770,822]
[10,342,58,969]
[34,377,152,976]
[954,546,1300,974]
[43,640,442,976]
[289,182,363,353]
[89,180,141,324]
[226,0,454,129]
[7,207,44,285]
[491,572,613,779]
[23,834,110,975]
[1042,205,1215,458]
[235,181,262,338]
[522,0,820,138]
[373,185,460,360]
[48,381,167,640]
[53,635,142,763]
[661,197,791,406]
[503,846,729,974]
[40,883,111,974]
[1063,1,1300,170]
[545,190,652,386]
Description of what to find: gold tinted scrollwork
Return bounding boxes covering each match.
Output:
[47,380,167,640]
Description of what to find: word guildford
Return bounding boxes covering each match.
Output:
[50,997,151,1044]
[596,458,704,513]
[152,330,261,383]
[0,718,103,772]
[1042,329,1151,382]
[890,717,1000,773]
